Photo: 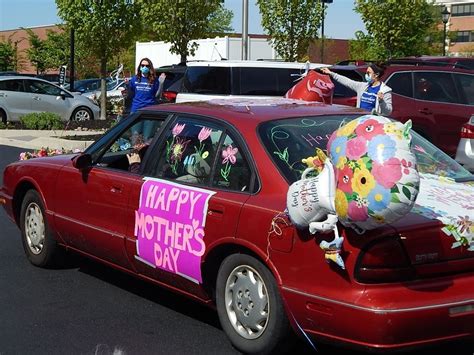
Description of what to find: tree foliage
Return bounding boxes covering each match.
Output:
[56,0,143,119]
[257,0,323,62]
[25,28,48,74]
[353,0,438,60]
[139,0,226,63]
[0,36,17,71]
[207,5,234,37]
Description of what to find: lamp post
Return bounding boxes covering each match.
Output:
[320,0,333,63]
[441,6,450,56]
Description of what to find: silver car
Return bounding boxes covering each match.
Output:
[82,79,126,103]
[455,114,474,172]
[0,76,99,123]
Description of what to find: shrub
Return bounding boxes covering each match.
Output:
[20,112,64,130]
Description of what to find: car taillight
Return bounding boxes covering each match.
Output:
[460,123,474,139]
[355,237,415,283]
[163,91,177,102]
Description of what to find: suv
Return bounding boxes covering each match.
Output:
[391,56,474,70]
[175,60,329,103]
[382,63,474,156]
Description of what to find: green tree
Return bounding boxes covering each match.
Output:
[139,0,224,63]
[257,0,323,62]
[25,28,48,74]
[207,4,234,37]
[0,36,17,71]
[354,0,438,59]
[56,0,142,119]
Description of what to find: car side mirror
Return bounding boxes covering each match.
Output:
[72,153,92,170]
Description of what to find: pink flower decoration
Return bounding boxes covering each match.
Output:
[222,145,238,164]
[198,127,212,142]
[372,158,402,189]
[348,201,368,221]
[346,136,367,160]
[413,145,426,154]
[337,166,354,193]
[172,123,185,136]
[19,152,27,160]
[355,119,384,139]
[401,159,412,175]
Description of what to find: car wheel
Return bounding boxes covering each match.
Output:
[71,106,93,121]
[20,190,62,267]
[0,109,6,124]
[216,254,292,354]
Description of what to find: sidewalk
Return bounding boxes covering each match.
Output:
[0,129,104,151]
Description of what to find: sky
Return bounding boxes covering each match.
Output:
[0,0,365,40]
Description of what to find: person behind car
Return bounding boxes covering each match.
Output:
[321,63,392,116]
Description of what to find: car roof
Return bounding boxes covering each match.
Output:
[185,60,329,69]
[142,98,363,125]
[0,75,37,80]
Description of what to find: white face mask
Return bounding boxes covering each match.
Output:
[365,73,374,84]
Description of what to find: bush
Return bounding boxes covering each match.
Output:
[20,112,64,130]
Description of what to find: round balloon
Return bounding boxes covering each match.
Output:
[327,115,420,233]
[284,70,334,104]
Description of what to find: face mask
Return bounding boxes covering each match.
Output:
[140,66,150,75]
[365,73,373,84]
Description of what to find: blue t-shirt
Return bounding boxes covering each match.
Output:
[129,75,160,112]
[359,84,380,112]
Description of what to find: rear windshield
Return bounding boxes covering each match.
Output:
[258,115,473,184]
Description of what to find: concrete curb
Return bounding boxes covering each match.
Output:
[0,129,104,151]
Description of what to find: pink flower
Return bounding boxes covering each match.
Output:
[222,145,238,164]
[355,119,384,139]
[37,148,48,157]
[346,136,367,160]
[19,152,27,160]
[172,123,185,136]
[401,159,412,175]
[348,201,368,221]
[198,127,212,142]
[414,145,426,154]
[337,166,353,193]
[372,158,402,189]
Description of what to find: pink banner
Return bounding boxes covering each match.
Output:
[134,178,215,283]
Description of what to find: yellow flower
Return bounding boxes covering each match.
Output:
[352,166,376,198]
[337,119,358,137]
[384,123,403,140]
[335,189,348,218]
[336,156,348,169]
[202,151,209,159]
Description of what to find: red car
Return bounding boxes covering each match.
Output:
[1,100,474,353]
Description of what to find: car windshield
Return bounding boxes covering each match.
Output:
[258,114,474,184]
[106,79,123,91]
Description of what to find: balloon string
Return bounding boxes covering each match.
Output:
[266,211,291,262]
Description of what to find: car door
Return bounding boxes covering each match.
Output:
[413,71,466,156]
[54,114,167,268]
[25,79,72,118]
[124,115,253,297]
[0,79,31,120]
[385,71,416,123]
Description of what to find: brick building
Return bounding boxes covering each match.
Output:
[435,0,474,55]
[0,24,62,74]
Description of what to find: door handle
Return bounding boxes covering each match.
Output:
[32,96,41,101]
[208,205,225,217]
[418,108,432,115]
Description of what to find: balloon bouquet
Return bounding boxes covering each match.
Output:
[284,69,420,269]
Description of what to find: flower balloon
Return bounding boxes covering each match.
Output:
[328,115,420,233]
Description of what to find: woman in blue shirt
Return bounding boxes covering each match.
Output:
[128,57,165,141]
[321,63,392,116]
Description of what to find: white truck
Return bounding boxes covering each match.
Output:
[135,36,278,68]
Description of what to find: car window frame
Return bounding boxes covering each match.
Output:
[143,112,260,194]
[452,72,474,106]
[385,70,414,98]
[412,70,462,104]
[0,78,26,92]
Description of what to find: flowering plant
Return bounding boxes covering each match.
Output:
[328,115,420,233]
[19,147,82,160]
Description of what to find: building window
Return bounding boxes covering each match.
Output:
[456,31,473,43]
[452,3,474,16]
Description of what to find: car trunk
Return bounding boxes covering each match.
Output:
[391,213,474,278]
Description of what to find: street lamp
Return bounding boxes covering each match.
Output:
[320,0,333,63]
[441,6,450,56]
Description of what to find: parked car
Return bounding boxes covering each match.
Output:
[455,114,474,171]
[390,56,474,70]
[82,79,126,103]
[0,76,99,123]
[156,63,186,104]
[333,61,474,157]
[175,60,329,103]
[1,99,473,354]
[64,78,110,93]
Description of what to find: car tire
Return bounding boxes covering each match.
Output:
[20,190,62,267]
[216,253,292,354]
[0,109,6,124]
[71,106,93,121]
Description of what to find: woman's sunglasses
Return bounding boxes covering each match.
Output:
[140,64,150,68]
